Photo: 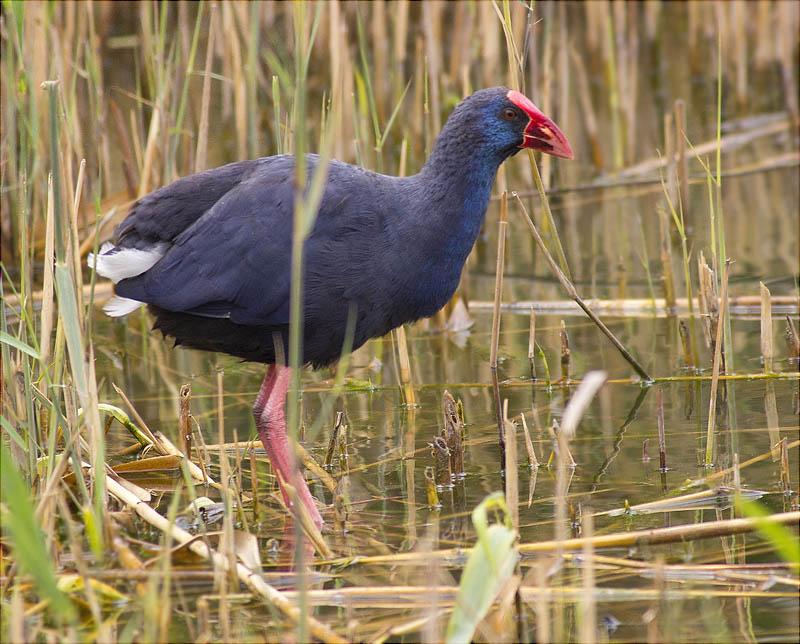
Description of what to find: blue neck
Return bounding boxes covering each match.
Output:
[414,133,511,262]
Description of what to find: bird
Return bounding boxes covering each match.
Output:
[89,86,572,530]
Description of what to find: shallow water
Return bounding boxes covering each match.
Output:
[94,276,799,642]
[90,34,799,637]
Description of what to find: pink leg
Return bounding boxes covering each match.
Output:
[253,364,324,529]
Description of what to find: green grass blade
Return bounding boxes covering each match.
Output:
[0,444,76,620]
[0,330,40,360]
[445,492,518,644]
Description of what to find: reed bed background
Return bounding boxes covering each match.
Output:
[2,1,798,642]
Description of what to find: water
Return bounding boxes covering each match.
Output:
[91,62,798,643]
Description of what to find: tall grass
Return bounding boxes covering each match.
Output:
[1,2,798,641]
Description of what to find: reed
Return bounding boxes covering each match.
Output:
[1,3,797,641]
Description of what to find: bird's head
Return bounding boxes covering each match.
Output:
[446,87,573,162]
[504,89,573,159]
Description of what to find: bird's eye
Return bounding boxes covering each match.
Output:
[502,108,517,121]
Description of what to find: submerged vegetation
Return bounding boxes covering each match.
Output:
[1,1,798,642]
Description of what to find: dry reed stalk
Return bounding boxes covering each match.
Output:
[153,431,210,485]
[249,447,259,520]
[178,383,192,459]
[678,320,694,369]
[503,399,519,531]
[441,391,464,476]
[430,436,451,487]
[520,412,538,468]
[690,439,799,492]
[465,295,799,317]
[337,418,349,473]
[39,176,56,369]
[324,411,344,468]
[559,319,570,382]
[294,442,337,493]
[491,192,509,450]
[394,324,416,406]
[705,260,730,466]
[580,510,597,644]
[275,582,799,608]
[645,556,664,642]
[760,282,774,371]
[697,252,713,346]
[194,2,217,173]
[778,438,791,494]
[104,475,345,643]
[137,104,161,199]
[528,307,536,380]
[283,481,333,560]
[520,511,800,555]
[232,426,246,527]
[196,596,211,643]
[69,158,86,289]
[656,388,667,472]
[765,381,781,461]
[774,0,798,118]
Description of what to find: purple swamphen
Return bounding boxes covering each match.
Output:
[89,87,573,529]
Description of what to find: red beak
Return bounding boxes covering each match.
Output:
[507,90,573,160]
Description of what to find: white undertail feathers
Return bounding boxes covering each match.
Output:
[87,242,166,317]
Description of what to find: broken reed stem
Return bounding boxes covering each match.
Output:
[491,191,509,451]
[528,307,537,381]
[694,439,799,489]
[679,320,694,369]
[520,412,538,467]
[580,510,597,644]
[705,259,730,466]
[442,391,464,476]
[513,193,652,382]
[490,196,509,354]
[250,447,259,520]
[277,582,799,608]
[657,388,667,472]
[430,436,451,487]
[178,384,192,458]
[394,324,416,406]
[779,438,791,493]
[760,282,773,372]
[316,511,800,566]
[324,411,344,468]
[295,442,337,493]
[337,419,349,473]
[503,399,519,531]
[559,319,570,382]
[104,476,345,643]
